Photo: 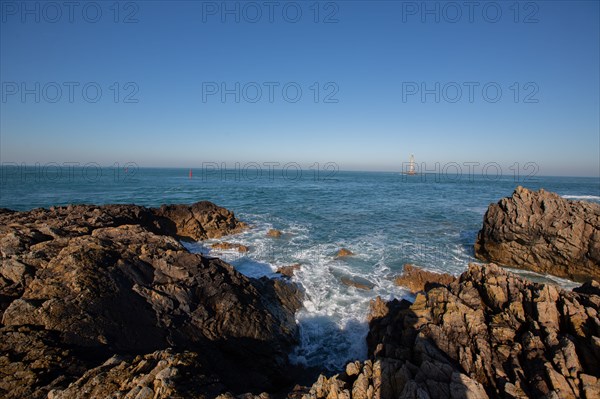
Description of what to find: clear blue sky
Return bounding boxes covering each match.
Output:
[1,0,599,176]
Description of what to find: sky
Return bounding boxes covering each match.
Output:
[1,0,599,177]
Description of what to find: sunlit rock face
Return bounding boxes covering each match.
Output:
[475,186,600,282]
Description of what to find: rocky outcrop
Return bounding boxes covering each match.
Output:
[394,264,456,293]
[336,248,354,257]
[0,203,300,398]
[267,229,283,238]
[277,263,301,278]
[211,242,250,252]
[475,186,600,282]
[47,349,225,399]
[154,201,248,240]
[303,263,600,399]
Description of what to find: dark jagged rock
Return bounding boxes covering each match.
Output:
[394,263,456,293]
[154,201,248,241]
[302,263,600,399]
[0,203,299,398]
[475,186,600,282]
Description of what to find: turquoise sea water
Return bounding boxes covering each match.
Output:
[1,167,599,370]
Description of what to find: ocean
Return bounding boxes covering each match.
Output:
[1,166,599,371]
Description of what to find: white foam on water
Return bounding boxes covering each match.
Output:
[185,216,478,372]
[561,194,600,201]
[288,238,410,370]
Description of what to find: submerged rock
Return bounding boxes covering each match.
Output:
[211,242,250,252]
[340,276,375,291]
[0,202,300,398]
[394,263,456,293]
[277,263,301,278]
[267,229,283,238]
[475,186,600,282]
[303,263,600,399]
[336,248,354,257]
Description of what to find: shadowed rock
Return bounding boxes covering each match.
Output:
[153,201,248,241]
[302,263,600,399]
[340,276,375,291]
[394,264,456,293]
[0,203,300,398]
[475,186,600,282]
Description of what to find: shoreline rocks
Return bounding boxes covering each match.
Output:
[0,202,300,398]
[154,201,248,241]
[303,263,600,399]
[2,191,599,399]
[211,242,250,253]
[394,264,456,293]
[475,186,600,282]
[267,229,283,238]
[277,263,302,278]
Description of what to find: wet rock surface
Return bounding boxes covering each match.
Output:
[0,202,300,398]
[276,263,301,278]
[302,263,600,399]
[211,242,250,252]
[340,276,375,291]
[394,264,456,293]
[267,229,283,238]
[475,186,600,282]
[336,248,354,257]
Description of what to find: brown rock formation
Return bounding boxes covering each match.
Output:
[394,264,456,293]
[475,186,600,282]
[267,229,283,238]
[302,263,600,399]
[211,242,250,252]
[154,201,248,241]
[277,263,301,278]
[0,203,300,398]
[47,349,225,399]
[336,248,354,257]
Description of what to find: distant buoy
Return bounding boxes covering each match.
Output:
[189,168,193,179]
